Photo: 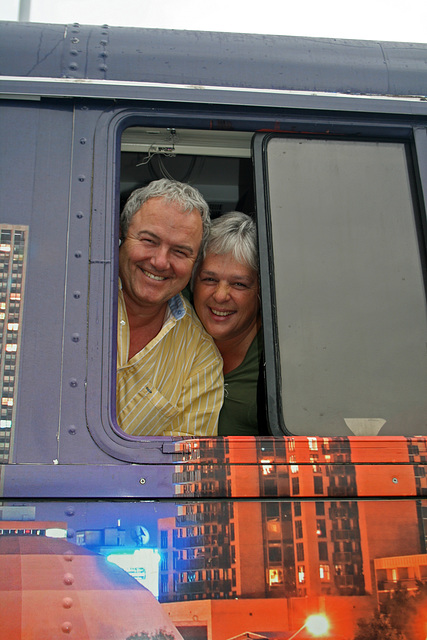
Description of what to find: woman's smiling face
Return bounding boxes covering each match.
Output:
[193,252,260,346]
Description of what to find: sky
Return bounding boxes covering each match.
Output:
[1,0,427,44]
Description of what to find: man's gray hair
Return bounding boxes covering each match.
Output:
[120,178,211,250]
[203,211,259,272]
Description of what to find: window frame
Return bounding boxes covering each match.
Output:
[253,130,427,437]
[85,105,427,461]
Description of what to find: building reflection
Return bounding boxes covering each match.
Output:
[155,436,427,638]
[0,521,182,640]
[1,436,427,638]
[0,225,28,463]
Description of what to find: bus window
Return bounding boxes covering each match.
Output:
[117,127,256,438]
[120,128,254,216]
[254,134,427,437]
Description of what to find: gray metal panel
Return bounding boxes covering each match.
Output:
[1,463,175,498]
[1,21,427,97]
[0,101,71,462]
[0,99,118,465]
[0,22,68,78]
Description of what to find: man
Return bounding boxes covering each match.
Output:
[116,178,223,437]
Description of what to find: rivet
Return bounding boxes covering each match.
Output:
[62,597,73,609]
[64,553,74,562]
[78,175,85,182]
[73,291,81,299]
[70,49,78,56]
[65,507,75,516]
[61,621,73,633]
[79,137,87,145]
[63,573,74,586]
[68,426,77,435]
[392,477,398,484]
[71,37,79,44]
[76,212,83,219]
[139,478,146,485]
[100,39,108,46]
[71,333,80,342]
[74,251,82,258]
[69,63,78,71]
[99,64,108,72]
[99,51,108,58]
[69,378,78,388]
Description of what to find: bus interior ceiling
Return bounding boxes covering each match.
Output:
[120,127,255,217]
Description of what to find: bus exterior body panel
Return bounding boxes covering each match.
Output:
[0,21,427,640]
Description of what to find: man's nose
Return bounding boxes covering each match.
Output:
[150,246,170,271]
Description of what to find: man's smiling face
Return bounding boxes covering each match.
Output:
[119,196,203,314]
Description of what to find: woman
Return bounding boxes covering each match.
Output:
[193,211,268,436]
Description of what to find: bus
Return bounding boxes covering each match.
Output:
[0,20,427,640]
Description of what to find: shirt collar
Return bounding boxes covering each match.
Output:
[167,293,186,320]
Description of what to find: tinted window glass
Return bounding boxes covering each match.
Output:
[260,136,427,436]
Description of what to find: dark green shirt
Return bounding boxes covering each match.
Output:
[218,330,267,436]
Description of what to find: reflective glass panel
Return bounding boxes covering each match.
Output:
[265,137,427,436]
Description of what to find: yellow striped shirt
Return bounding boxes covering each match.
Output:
[116,285,223,437]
